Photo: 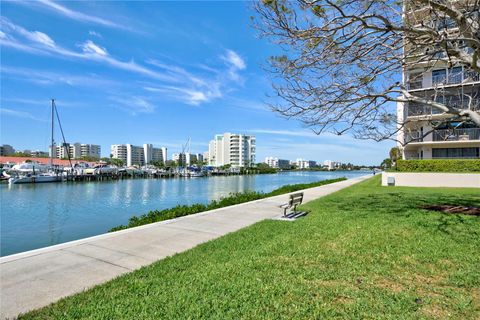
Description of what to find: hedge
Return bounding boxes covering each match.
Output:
[110,177,346,231]
[396,159,480,172]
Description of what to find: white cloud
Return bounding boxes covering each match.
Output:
[222,49,246,70]
[109,96,155,114]
[1,19,174,82]
[28,31,56,47]
[88,30,102,38]
[1,18,248,107]
[246,129,318,138]
[1,66,121,89]
[0,31,6,39]
[80,40,108,56]
[0,108,47,121]
[37,0,123,29]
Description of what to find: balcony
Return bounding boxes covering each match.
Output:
[407,99,480,117]
[404,131,422,143]
[432,128,480,142]
[408,80,423,90]
[409,68,479,90]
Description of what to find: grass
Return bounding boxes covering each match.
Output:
[110,177,346,231]
[21,176,480,319]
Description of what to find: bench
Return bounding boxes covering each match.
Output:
[280,192,308,219]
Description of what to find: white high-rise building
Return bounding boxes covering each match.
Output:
[397,2,479,159]
[52,142,100,159]
[112,144,166,166]
[172,152,187,166]
[80,144,101,159]
[208,133,256,167]
[111,144,128,164]
[185,153,198,165]
[161,147,167,165]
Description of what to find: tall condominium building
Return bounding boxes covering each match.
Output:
[185,153,198,165]
[202,151,209,164]
[52,143,101,159]
[208,133,256,167]
[172,152,187,166]
[0,144,15,156]
[398,2,479,159]
[80,144,101,159]
[112,144,167,166]
[143,144,167,164]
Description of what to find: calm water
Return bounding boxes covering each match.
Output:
[0,171,367,256]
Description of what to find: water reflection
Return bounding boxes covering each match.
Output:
[1,171,366,256]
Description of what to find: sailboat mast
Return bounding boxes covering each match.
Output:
[51,99,55,167]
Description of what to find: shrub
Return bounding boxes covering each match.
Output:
[109,177,346,231]
[396,159,480,172]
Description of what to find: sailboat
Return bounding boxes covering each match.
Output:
[9,99,71,184]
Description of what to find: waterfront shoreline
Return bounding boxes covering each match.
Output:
[0,175,371,319]
[1,171,368,256]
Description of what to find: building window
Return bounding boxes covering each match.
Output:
[432,147,479,159]
[432,69,447,85]
[448,67,463,84]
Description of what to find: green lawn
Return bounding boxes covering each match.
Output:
[21,176,480,319]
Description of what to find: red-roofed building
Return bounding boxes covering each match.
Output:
[0,156,97,167]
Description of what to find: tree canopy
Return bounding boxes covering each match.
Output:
[254,0,480,143]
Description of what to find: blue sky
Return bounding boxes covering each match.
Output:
[0,1,393,165]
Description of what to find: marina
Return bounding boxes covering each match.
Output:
[0,171,367,256]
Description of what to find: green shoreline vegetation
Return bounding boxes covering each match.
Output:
[21,176,480,319]
[110,177,346,232]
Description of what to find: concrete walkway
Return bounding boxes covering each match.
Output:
[0,175,370,318]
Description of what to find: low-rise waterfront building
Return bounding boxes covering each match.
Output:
[265,157,290,169]
[295,158,316,169]
[30,150,49,157]
[324,160,342,170]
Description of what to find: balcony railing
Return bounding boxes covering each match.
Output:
[404,131,422,143]
[407,99,480,117]
[432,128,480,141]
[408,80,423,90]
[410,69,479,90]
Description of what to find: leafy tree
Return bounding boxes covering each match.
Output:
[254,0,480,143]
[381,158,392,169]
[389,147,401,169]
[150,160,165,168]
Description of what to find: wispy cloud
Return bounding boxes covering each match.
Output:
[1,18,248,107]
[1,97,83,108]
[222,49,246,70]
[0,18,173,82]
[36,0,124,30]
[88,30,102,38]
[1,66,119,88]
[109,96,155,115]
[144,49,246,105]
[0,108,47,122]
[246,129,318,138]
